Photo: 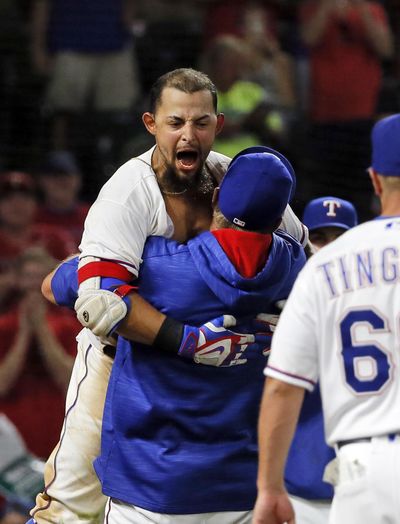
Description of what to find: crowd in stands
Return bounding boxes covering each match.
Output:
[1,0,399,207]
[0,0,399,521]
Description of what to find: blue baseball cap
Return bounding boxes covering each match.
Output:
[371,113,400,176]
[218,147,294,231]
[231,145,296,201]
[303,196,358,232]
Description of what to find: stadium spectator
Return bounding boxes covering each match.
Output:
[0,247,79,459]
[303,195,358,250]
[200,35,287,157]
[201,0,275,43]
[0,507,26,524]
[0,511,26,524]
[31,0,141,154]
[133,0,205,92]
[35,151,90,246]
[240,2,296,109]
[200,1,295,103]
[0,415,45,523]
[299,0,394,221]
[0,1,25,169]
[0,171,75,309]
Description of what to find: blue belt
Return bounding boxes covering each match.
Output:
[337,433,398,449]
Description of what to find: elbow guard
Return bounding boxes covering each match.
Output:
[76,257,137,336]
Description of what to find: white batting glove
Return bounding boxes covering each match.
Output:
[75,289,128,337]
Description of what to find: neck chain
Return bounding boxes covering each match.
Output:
[161,188,188,196]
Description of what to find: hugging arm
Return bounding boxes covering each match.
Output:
[47,257,271,366]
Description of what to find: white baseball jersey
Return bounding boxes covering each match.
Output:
[79,147,230,275]
[79,146,308,275]
[266,217,400,446]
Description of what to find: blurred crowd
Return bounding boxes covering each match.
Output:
[1,0,399,207]
[0,0,399,521]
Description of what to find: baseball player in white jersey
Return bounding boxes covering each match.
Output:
[253,112,400,524]
[30,68,308,524]
[284,195,359,524]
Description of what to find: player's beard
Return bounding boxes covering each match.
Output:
[161,164,215,196]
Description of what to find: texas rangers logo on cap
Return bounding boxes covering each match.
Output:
[323,199,342,217]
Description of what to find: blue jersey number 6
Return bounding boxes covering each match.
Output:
[340,309,391,394]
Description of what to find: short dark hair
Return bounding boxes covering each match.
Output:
[149,68,218,114]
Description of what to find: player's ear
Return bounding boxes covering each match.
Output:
[142,112,156,136]
[212,187,219,209]
[368,167,382,196]
[215,113,225,136]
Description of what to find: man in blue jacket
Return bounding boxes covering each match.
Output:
[34,148,330,523]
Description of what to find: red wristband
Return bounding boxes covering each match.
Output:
[113,284,138,298]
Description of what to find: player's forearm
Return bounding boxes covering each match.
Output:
[0,331,30,397]
[271,53,296,108]
[31,0,49,53]
[42,253,80,305]
[117,293,167,345]
[122,0,137,26]
[257,378,304,492]
[42,271,57,303]
[301,2,333,47]
[359,5,393,58]
[35,325,74,392]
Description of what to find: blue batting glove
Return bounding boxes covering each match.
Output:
[235,313,279,358]
[178,314,271,367]
[237,313,281,356]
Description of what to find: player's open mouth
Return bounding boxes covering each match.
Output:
[176,150,199,170]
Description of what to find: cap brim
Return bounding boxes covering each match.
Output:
[308,222,351,232]
[230,146,296,201]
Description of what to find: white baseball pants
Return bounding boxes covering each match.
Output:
[31,329,111,523]
[330,435,400,524]
[289,495,331,523]
[104,499,252,524]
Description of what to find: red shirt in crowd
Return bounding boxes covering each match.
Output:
[0,224,76,273]
[300,1,389,122]
[0,305,80,459]
[35,203,90,247]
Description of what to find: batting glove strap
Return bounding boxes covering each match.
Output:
[112,284,137,300]
[75,289,128,337]
[153,316,184,354]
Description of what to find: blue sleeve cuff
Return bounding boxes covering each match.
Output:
[51,256,79,308]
